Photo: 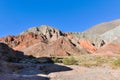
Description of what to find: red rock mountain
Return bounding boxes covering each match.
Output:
[1,19,120,57]
[0,25,93,57]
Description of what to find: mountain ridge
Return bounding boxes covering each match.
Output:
[1,19,120,57]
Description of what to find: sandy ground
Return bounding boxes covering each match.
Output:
[49,64,120,80]
[0,63,120,80]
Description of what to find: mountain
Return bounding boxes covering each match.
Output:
[70,19,120,47]
[0,25,93,57]
[1,19,120,57]
[84,19,120,42]
[84,19,120,35]
[20,25,63,41]
[82,19,120,55]
[101,25,120,43]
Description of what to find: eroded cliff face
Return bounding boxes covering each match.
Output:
[0,33,47,50]
[79,39,97,53]
[65,33,97,53]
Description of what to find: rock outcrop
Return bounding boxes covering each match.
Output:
[20,25,63,41]
[69,32,104,47]
[79,39,97,53]
[0,32,47,50]
[70,19,120,48]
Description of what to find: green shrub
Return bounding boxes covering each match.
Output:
[62,57,78,65]
[51,57,62,63]
[77,55,113,67]
[112,57,120,69]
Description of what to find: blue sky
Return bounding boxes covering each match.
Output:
[0,0,120,37]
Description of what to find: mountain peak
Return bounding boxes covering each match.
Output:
[20,25,62,35]
[19,25,63,42]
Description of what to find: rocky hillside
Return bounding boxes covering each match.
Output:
[0,42,26,62]
[101,25,120,43]
[0,25,94,57]
[0,42,25,74]
[68,19,120,55]
[20,25,63,41]
[70,19,120,47]
[84,19,120,35]
[1,19,120,57]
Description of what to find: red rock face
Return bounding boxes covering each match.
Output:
[1,22,120,57]
[0,26,99,57]
[0,32,84,57]
[79,40,97,53]
[0,30,98,57]
[3,30,119,57]
[22,37,81,57]
[65,33,73,39]
[48,37,80,56]
[0,32,47,51]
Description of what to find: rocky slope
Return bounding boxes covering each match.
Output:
[1,19,120,57]
[101,25,120,43]
[0,42,72,80]
[84,19,120,35]
[0,25,92,57]
[0,42,25,74]
[0,43,24,62]
[67,19,120,55]
[0,42,120,80]
[70,19,120,47]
